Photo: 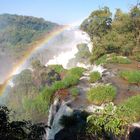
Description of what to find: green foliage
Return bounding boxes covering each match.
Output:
[52,81,65,91]
[119,70,140,84]
[95,54,107,65]
[59,67,84,88]
[87,103,130,138]
[0,14,58,59]
[89,71,101,83]
[107,55,131,64]
[0,106,47,140]
[95,54,131,65]
[23,86,53,120]
[47,64,65,74]
[63,74,80,88]
[81,6,140,63]
[67,67,85,78]
[70,87,79,98]
[87,84,116,105]
[23,66,84,120]
[120,95,140,121]
[81,7,112,38]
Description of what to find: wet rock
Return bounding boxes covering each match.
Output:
[47,101,73,140]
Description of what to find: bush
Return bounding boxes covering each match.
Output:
[47,65,64,74]
[87,84,116,105]
[120,95,140,121]
[51,81,65,91]
[89,71,101,83]
[87,103,130,138]
[67,67,85,78]
[23,86,54,118]
[119,70,140,84]
[70,87,79,98]
[63,74,80,88]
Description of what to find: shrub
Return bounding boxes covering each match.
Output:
[47,64,64,74]
[70,87,79,98]
[87,103,130,138]
[63,74,80,88]
[89,71,101,83]
[87,84,116,105]
[119,70,140,84]
[23,86,54,118]
[51,81,65,91]
[67,67,85,78]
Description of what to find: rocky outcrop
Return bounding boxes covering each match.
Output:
[46,99,73,140]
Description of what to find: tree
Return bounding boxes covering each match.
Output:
[81,7,112,39]
[0,106,48,140]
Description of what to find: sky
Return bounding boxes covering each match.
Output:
[0,0,138,24]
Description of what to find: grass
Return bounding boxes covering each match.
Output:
[89,71,101,83]
[95,54,131,65]
[67,67,85,78]
[107,55,131,64]
[95,55,107,65]
[119,70,140,84]
[119,95,140,121]
[70,87,79,98]
[87,84,117,105]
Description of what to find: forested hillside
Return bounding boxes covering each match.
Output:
[0,14,59,59]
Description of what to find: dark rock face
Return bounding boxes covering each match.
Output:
[54,128,77,140]
[129,127,140,140]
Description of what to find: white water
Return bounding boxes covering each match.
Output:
[46,26,91,69]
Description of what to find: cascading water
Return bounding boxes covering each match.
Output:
[1,23,105,139]
[44,26,93,140]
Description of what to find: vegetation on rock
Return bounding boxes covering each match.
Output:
[89,71,101,83]
[87,84,117,105]
[119,70,140,85]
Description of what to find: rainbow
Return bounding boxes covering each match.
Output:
[0,25,70,95]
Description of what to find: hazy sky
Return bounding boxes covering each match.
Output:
[0,0,138,24]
